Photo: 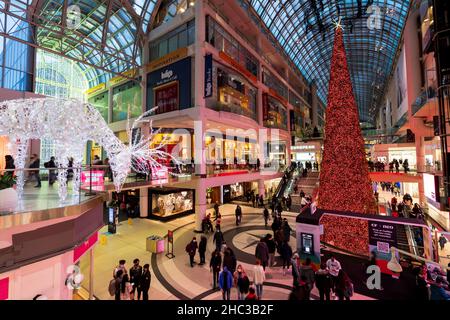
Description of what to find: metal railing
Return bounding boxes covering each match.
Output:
[412,86,437,116]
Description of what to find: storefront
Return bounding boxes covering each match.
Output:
[0,136,11,169]
[291,141,322,166]
[111,79,142,122]
[371,143,417,169]
[205,61,257,121]
[268,141,287,168]
[424,137,442,171]
[87,84,108,121]
[111,189,141,222]
[205,134,259,165]
[146,55,192,114]
[148,187,195,221]
[222,182,255,203]
[263,93,288,130]
[264,178,281,199]
[151,130,193,165]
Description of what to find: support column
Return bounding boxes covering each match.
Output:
[258,179,265,198]
[194,120,206,176]
[89,248,94,300]
[195,179,207,232]
[140,187,148,218]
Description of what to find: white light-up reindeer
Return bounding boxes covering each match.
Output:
[0,98,178,201]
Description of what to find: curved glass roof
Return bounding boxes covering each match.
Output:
[1,0,161,87]
[248,0,411,124]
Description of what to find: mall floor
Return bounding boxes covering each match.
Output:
[81,203,373,300]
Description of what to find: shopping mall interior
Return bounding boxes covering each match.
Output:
[0,0,450,302]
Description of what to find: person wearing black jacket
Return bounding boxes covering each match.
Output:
[213,229,224,252]
[4,155,15,177]
[198,236,207,265]
[44,156,57,185]
[263,206,270,227]
[413,267,429,300]
[186,237,198,267]
[264,234,276,267]
[138,264,151,300]
[315,263,332,301]
[235,205,242,226]
[129,258,142,299]
[210,250,222,289]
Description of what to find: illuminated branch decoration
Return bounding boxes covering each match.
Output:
[0,98,180,201]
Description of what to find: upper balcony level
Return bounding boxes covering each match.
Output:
[412,86,438,118]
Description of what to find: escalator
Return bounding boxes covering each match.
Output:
[273,164,297,200]
[396,225,411,253]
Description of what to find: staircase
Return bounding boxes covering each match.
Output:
[291,171,320,209]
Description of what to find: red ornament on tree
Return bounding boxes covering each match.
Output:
[318,26,376,256]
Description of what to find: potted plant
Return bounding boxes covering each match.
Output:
[0,174,18,212]
[206,187,213,204]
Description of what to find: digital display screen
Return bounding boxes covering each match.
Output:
[109,208,114,224]
[301,233,313,254]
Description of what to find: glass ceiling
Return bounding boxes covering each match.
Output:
[0,0,160,86]
[248,0,411,124]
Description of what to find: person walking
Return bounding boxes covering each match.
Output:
[263,206,270,227]
[210,250,222,289]
[222,248,236,274]
[438,234,447,251]
[255,238,269,271]
[335,269,353,301]
[218,266,233,300]
[234,265,250,300]
[129,258,142,300]
[213,229,224,252]
[299,258,315,299]
[4,155,15,177]
[137,264,151,300]
[198,235,207,265]
[186,237,198,267]
[282,218,292,243]
[114,269,124,300]
[29,154,41,187]
[252,260,266,300]
[44,156,57,185]
[326,254,342,297]
[279,241,293,276]
[289,276,310,300]
[214,202,220,220]
[120,273,132,300]
[412,267,429,300]
[235,205,242,226]
[264,234,276,267]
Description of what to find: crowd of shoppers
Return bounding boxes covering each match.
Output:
[109,259,151,300]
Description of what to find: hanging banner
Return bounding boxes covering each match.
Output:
[204,53,213,98]
[368,221,398,275]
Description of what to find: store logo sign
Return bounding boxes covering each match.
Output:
[65,265,84,290]
[204,54,213,98]
[161,69,174,80]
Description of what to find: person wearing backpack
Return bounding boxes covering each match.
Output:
[129,258,142,300]
[219,266,233,300]
[138,264,151,300]
[186,237,198,267]
[234,264,250,300]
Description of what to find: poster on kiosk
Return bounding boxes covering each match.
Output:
[368,220,398,275]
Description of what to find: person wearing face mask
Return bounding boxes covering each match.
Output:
[185,237,198,267]
[234,264,250,300]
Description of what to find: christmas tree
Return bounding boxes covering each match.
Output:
[318,26,376,256]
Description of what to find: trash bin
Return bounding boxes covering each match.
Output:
[146,235,165,253]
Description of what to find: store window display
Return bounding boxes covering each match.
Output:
[149,188,194,220]
[112,80,142,122]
